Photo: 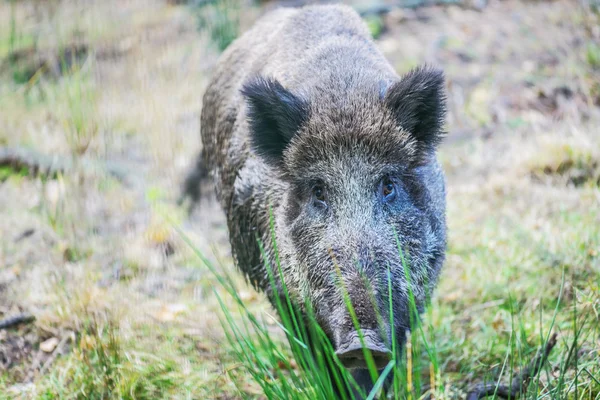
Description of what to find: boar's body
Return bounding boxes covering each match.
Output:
[197,4,447,394]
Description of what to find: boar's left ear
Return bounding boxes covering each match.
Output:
[383,66,446,157]
[241,77,309,167]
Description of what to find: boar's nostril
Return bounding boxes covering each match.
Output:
[334,330,392,370]
[336,347,392,370]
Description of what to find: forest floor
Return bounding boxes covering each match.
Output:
[0,0,599,398]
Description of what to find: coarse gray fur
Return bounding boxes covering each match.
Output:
[187,4,447,395]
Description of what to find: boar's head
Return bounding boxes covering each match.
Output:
[242,66,447,371]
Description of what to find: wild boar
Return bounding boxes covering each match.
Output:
[184,4,447,395]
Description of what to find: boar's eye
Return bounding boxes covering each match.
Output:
[312,184,327,207]
[380,177,397,202]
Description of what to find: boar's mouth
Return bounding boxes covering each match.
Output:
[334,329,392,370]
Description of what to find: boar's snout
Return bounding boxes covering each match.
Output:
[335,329,392,370]
[321,262,395,370]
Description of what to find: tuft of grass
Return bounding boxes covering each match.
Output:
[0,165,29,182]
[32,316,122,399]
[33,317,185,399]
[190,0,242,51]
[525,136,600,187]
[176,209,596,399]
[586,43,600,69]
[466,83,494,127]
[363,15,385,40]
[3,0,37,84]
[55,61,99,157]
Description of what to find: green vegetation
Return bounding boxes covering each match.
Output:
[0,0,598,399]
[0,165,29,182]
[180,210,599,399]
[55,63,98,157]
[191,0,243,51]
[364,15,385,40]
[587,43,600,69]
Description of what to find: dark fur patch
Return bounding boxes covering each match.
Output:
[383,66,446,156]
[241,77,309,166]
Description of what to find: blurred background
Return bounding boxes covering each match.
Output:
[0,0,599,398]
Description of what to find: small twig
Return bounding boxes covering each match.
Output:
[0,313,35,330]
[466,333,558,400]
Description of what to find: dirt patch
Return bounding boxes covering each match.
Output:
[0,320,38,382]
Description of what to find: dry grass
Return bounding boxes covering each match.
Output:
[0,0,599,399]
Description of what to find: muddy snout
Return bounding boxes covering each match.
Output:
[335,329,392,370]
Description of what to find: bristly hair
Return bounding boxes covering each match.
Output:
[241,77,309,167]
[383,66,447,159]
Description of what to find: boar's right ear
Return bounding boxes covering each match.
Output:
[241,77,308,167]
[383,66,446,158]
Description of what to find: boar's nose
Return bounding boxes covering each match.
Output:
[335,329,392,370]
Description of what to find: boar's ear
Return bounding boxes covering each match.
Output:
[383,66,446,156]
[241,77,308,167]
